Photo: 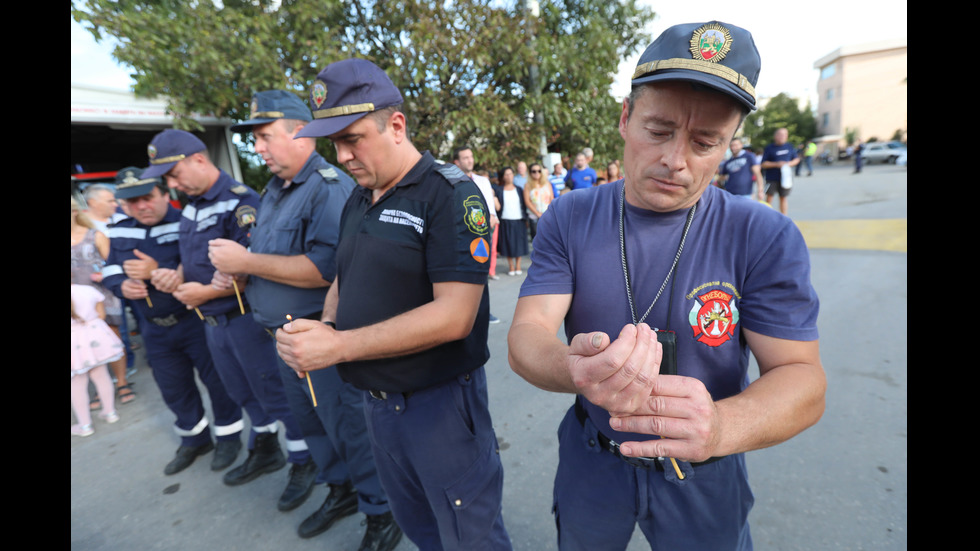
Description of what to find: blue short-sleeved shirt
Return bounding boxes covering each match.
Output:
[762,143,797,183]
[245,153,355,327]
[564,166,597,190]
[520,182,819,442]
[719,150,760,196]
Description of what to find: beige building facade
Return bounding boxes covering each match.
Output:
[813,39,907,144]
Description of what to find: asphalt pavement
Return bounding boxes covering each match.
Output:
[71,162,907,550]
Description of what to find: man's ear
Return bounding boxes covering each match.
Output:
[389,111,408,144]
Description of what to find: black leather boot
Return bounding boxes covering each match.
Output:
[222,432,286,486]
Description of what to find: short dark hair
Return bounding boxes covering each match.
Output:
[453,146,473,161]
[366,104,403,133]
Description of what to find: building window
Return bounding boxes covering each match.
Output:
[822,113,829,128]
[821,63,836,80]
[826,88,834,100]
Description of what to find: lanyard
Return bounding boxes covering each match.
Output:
[618,181,696,327]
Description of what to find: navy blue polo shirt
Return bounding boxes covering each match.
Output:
[334,152,492,392]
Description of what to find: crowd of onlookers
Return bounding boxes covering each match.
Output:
[462,147,623,279]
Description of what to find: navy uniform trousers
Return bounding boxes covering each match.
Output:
[143,313,242,447]
[553,404,754,551]
[203,311,310,463]
[363,366,511,551]
[276,354,389,514]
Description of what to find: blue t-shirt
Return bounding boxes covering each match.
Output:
[719,150,759,196]
[520,182,819,442]
[564,166,597,190]
[762,143,797,183]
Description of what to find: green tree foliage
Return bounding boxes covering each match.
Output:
[742,93,818,150]
[72,0,653,171]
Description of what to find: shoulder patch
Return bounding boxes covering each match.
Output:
[463,194,490,236]
[435,163,471,187]
[235,204,257,228]
[317,167,340,182]
[230,184,252,195]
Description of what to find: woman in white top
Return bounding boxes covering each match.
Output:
[493,167,528,275]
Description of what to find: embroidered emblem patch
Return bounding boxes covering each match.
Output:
[312,81,328,109]
[463,195,489,236]
[147,144,158,160]
[235,205,257,228]
[689,22,732,63]
[470,238,490,263]
[688,288,738,347]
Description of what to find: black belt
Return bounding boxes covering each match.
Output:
[264,312,323,338]
[368,368,478,401]
[573,398,721,470]
[203,305,249,326]
[148,309,191,327]
[368,389,414,401]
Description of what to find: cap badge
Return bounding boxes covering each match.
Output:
[250,98,259,117]
[147,144,158,159]
[122,170,139,184]
[689,23,732,63]
[312,81,328,109]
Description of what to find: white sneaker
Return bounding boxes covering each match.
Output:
[101,411,120,424]
[72,424,95,437]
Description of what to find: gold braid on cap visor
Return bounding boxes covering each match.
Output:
[632,58,756,101]
[150,154,187,165]
[313,103,376,119]
[252,111,284,118]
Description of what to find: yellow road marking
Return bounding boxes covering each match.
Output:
[795,219,907,253]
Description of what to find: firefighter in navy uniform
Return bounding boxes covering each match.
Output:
[276,59,512,550]
[141,130,314,510]
[208,90,401,549]
[102,170,244,475]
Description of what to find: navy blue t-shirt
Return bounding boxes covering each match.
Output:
[520,182,819,443]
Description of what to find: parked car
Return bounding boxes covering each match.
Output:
[861,141,907,164]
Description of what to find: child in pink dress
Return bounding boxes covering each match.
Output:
[71,284,123,436]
